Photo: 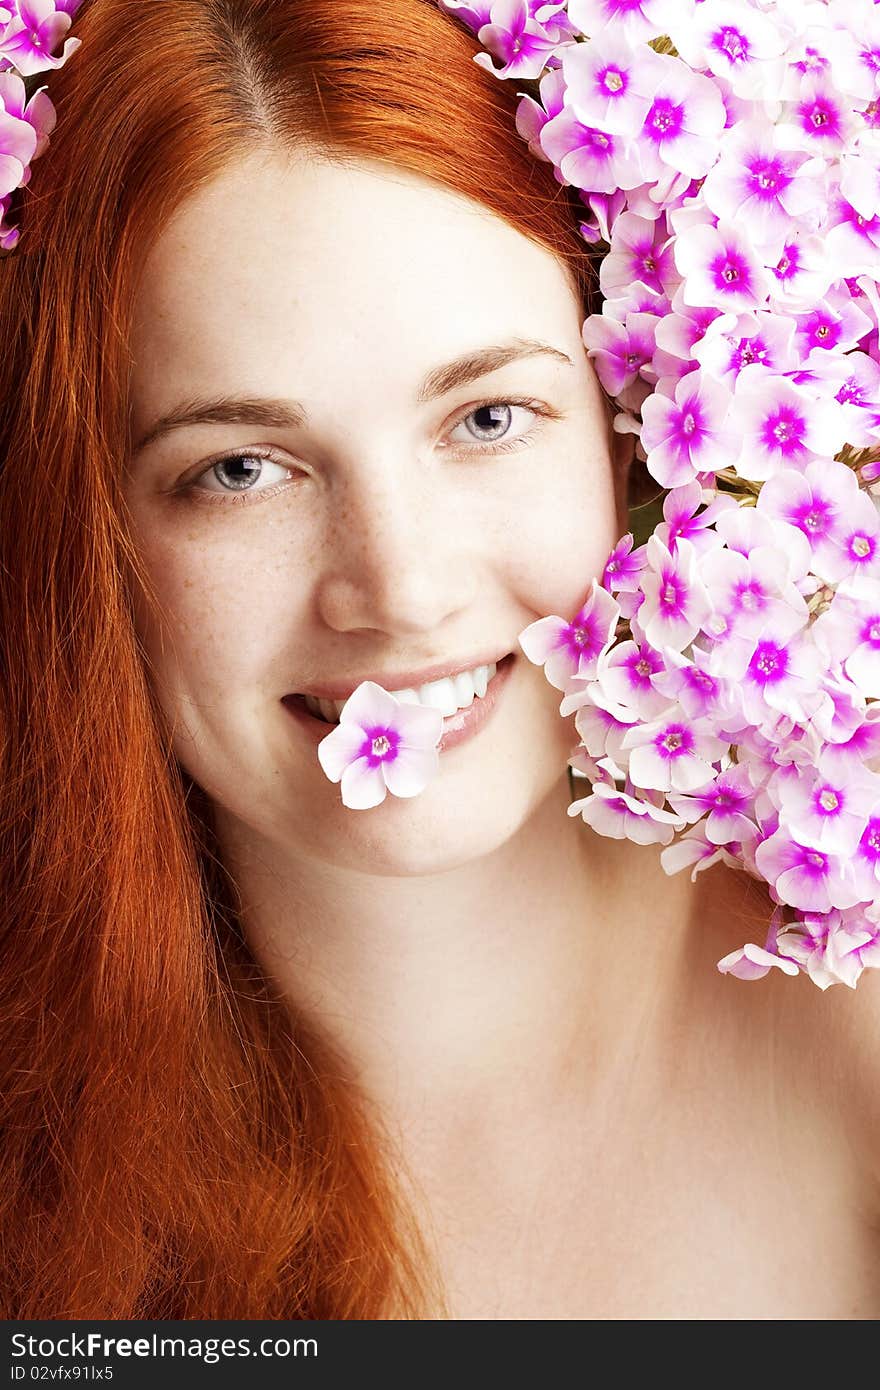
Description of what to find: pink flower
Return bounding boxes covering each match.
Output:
[757,460,866,582]
[755,828,862,913]
[813,576,880,697]
[778,75,855,155]
[582,311,659,395]
[634,54,727,182]
[713,506,811,580]
[775,755,880,856]
[767,233,834,309]
[471,0,576,81]
[568,781,684,845]
[599,212,678,300]
[732,370,844,481]
[316,682,443,809]
[716,942,800,981]
[653,481,737,559]
[834,351,880,447]
[541,105,643,193]
[594,638,669,720]
[636,534,711,652]
[709,605,823,729]
[825,6,880,104]
[693,310,798,385]
[0,0,81,78]
[567,0,685,46]
[640,370,737,488]
[662,823,746,881]
[699,541,808,643]
[776,911,880,990]
[518,579,620,691]
[668,762,758,843]
[621,711,727,792]
[515,64,567,161]
[702,123,826,253]
[563,27,660,137]
[675,221,773,314]
[601,532,648,592]
[670,0,788,100]
[824,192,880,274]
[650,644,735,723]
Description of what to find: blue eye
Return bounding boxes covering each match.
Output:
[447,397,556,455]
[453,402,518,445]
[189,450,293,501]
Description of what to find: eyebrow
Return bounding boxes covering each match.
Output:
[130,337,574,456]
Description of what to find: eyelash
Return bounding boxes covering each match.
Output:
[179,397,561,508]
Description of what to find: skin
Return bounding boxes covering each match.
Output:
[122,151,880,1318]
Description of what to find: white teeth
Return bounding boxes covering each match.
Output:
[416,675,459,717]
[301,660,500,725]
[302,694,341,722]
[452,670,476,710]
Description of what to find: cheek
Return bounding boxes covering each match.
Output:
[125,515,283,711]
[507,452,619,619]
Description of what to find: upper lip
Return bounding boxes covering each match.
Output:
[287,649,515,701]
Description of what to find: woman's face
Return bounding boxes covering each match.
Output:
[124,151,624,875]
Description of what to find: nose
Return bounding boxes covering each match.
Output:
[314,454,478,636]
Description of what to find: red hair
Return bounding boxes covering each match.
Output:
[0,0,594,1318]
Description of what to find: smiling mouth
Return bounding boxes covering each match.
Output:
[280,656,514,733]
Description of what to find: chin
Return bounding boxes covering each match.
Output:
[302,767,547,878]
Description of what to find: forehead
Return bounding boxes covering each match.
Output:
[128,152,583,406]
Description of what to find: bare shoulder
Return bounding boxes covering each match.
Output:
[696,864,880,1214]
[749,921,880,1215]
[796,962,880,1201]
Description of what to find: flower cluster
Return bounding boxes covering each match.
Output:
[0,0,81,251]
[440,0,880,989]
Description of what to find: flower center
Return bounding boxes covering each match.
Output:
[371,735,391,757]
[719,28,747,61]
[681,411,697,435]
[819,789,839,812]
[853,536,872,558]
[573,626,590,646]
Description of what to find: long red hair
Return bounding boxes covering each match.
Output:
[0,0,594,1318]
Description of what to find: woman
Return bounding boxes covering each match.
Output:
[1,0,877,1320]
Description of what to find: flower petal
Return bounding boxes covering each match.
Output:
[316,722,367,782]
[339,680,400,727]
[340,757,388,810]
[382,744,441,797]
[393,700,445,746]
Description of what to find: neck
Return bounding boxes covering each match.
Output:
[212,775,705,1142]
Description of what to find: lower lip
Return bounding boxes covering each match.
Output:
[282,653,517,754]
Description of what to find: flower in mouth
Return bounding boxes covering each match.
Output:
[316,681,444,810]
